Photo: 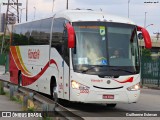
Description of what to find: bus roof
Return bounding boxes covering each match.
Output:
[15,9,136,26]
[55,9,136,25]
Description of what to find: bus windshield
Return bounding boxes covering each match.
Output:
[72,22,140,76]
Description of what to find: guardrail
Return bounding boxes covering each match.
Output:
[0,80,84,120]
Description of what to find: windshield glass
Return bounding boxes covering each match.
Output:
[72,22,140,76]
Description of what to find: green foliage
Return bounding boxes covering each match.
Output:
[0,35,10,53]
[142,48,151,57]
[0,81,5,95]
[10,96,23,104]
[27,107,35,112]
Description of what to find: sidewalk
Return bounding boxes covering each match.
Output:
[0,66,39,120]
[142,84,160,90]
[0,90,39,120]
[0,90,22,111]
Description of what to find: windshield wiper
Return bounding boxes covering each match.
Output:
[111,68,136,74]
[81,66,105,73]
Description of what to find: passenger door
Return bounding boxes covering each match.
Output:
[62,26,70,100]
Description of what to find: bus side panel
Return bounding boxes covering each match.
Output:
[10,48,19,84]
[51,48,65,99]
[63,62,69,100]
[19,45,50,93]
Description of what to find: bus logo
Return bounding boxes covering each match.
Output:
[107,80,111,84]
[28,49,40,59]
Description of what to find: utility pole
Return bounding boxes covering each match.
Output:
[16,0,19,23]
[19,8,25,23]
[26,0,28,21]
[52,0,55,12]
[66,0,68,9]
[1,0,20,54]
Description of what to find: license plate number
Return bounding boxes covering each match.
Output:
[103,95,114,99]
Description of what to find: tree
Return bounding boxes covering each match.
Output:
[142,48,151,58]
[0,35,10,54]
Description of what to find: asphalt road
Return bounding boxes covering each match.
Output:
[0,66,159,120]
[60,88,160,120]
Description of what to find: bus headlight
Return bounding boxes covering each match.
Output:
[127,83,140,91]
[71,80,80,89]
[71,80,89,90]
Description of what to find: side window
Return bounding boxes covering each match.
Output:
[52,18,66,55]
[12,23,31,46]
[30,21,41,45]
[63,27,69,65]
[30,18,52,45]
[12,18,52,46]
[51,18,70,65]
[39,18,52,45]
[12,26,17,45]
[12,25,22,45]
[20,23,30,45]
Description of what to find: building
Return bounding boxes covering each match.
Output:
[139,36,160,57]
[0,13,5,35]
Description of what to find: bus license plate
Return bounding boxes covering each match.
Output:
[103,95,114,99]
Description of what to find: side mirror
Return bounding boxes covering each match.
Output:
[138,33,143,40]
[137,26,152,49]
[66,23,75,48]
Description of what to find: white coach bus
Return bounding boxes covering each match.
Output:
[10,10,151,107]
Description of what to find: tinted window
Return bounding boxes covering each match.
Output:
[12,18,52,46]
[51,18,70,65]
[51,18,66,54]
[12,24,29,45]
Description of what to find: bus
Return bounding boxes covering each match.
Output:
[10,10,152,107]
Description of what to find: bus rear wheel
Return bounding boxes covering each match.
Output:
[18,72,22,87]
[53,87,58,102]
[106,104,117,108]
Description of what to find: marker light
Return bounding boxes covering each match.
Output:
[127,83,140,91]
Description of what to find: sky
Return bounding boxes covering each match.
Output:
[0,0,160,36]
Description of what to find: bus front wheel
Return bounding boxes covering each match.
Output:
[106,104,117,108]
[50,77,58,102]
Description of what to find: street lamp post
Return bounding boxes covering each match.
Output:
[19,8,25,23]
[144,12,147,27]
[145,24,153,29]
[33,7,36,20]
[128,0,131,18]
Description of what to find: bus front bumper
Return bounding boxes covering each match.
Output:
[70,89,140,104]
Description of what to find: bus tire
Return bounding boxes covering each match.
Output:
[18,71,22,87]
[106,104,117,108]
[50,77,58,102]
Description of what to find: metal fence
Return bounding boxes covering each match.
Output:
[0,54,9,73]
[141,57,160,87]
[0,54,6,65]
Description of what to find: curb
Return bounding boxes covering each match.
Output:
[142,86,160,90]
